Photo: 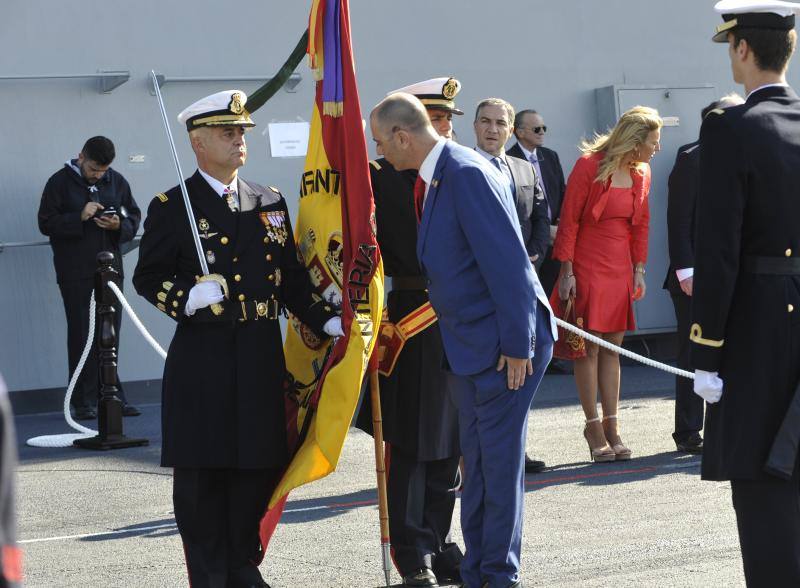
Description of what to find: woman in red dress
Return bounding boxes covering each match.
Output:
[551,106,662,462]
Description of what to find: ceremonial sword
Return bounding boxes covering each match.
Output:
[149,70,228,314]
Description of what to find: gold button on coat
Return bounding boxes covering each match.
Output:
[268,274,274,281]
[221,236,229,245]
[789,304,795,313]
[233,257,238,263]
[786,249,793,257]
[266,254,272,261]
[264,237,269,244]
[238,294,246,301]
[234,274,242,282]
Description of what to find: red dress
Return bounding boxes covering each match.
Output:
[551,152,650,333]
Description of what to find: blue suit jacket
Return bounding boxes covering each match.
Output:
[416,141,556,376]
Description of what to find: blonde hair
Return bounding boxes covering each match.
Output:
[580,106,663,183]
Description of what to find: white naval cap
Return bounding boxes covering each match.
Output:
[177,89,256,131]
[388,77,464,115]
[713,0,800,42]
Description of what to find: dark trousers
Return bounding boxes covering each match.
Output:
[173,467,278,588]
[58,279,127,410]
[387,447,462,577]
[670,292,703,442]
[731,477,800,586]
[538,248,559,298]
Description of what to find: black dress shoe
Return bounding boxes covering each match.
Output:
[121,403,142,417]
[73,407,97,421]
[524,454,546,473]
[675,434,703,454]
[404,567,439,587]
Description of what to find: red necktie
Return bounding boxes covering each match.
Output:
[414,175,426,223]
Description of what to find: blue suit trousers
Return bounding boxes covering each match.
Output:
[449,303,553,588]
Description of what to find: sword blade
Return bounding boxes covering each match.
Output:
[149,70,209,276]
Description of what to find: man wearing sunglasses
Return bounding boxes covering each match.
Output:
[508,111,566,299]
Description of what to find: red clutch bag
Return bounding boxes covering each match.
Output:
[553,295,587,361]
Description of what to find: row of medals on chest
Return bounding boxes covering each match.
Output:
[197,212,288,266]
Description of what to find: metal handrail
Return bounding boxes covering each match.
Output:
[0,71,130,93]
[0,235,142,254]
[150,72,301,94]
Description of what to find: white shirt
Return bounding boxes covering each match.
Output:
[475,146,513,187]
[418,138,447,207]
[198,168,239,206]
[518,144,537,162]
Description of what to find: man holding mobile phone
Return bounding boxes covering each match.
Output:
[38,136,142,420]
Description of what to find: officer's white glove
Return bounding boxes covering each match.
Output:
[184,281,224,316]
[323,316,345,337]
[694,369,724,404]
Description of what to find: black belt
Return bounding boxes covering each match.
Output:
[236,299,282,322]
[391,276,428,291]
[742,256,800,275]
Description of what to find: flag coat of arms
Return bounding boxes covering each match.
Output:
[257,0,384,557]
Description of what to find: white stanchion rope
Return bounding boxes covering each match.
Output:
[554,317,694,380]
[25,284,691,448]
[26,285,167,448]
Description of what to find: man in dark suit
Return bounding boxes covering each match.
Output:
[663,94,743,455]
[370,93,556,588]
[134,90,340,587]
[692,3,800,584]
[473,97,549,475]
[507,109,566,296]
[38,136,141,420]
[356,77,463,588]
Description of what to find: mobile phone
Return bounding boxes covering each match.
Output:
[93,206,117,219]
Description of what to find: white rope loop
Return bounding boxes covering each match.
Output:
[26,284,167,448]
[107,282,167,360]
[554,318,695,380]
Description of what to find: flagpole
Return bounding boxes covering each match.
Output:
[369,369,392,587]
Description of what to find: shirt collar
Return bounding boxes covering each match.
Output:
[475,145,507,164]
[519,144,537,161]
[747,82,789,100]
[198,168,237,197]
[419,138,447,186]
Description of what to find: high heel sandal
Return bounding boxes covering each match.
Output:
[583,417,616,463]
[602,414,632,461]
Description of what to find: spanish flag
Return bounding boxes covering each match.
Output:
[257,0,383,555]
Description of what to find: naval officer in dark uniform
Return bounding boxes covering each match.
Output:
[691,2,800,584]
[133,90,340,588]
[664,94,743,455]
[358,77,463,588]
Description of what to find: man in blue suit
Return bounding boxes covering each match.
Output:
[370,94,556,588]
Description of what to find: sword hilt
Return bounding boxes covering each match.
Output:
[197,273,229,316]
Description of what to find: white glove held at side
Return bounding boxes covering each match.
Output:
[184,281,224,316]
[694,369,724,404]
[323,316,344,337]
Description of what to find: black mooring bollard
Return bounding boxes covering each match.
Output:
[74,252,148,450]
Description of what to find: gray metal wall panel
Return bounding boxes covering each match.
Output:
[1,0,796,392]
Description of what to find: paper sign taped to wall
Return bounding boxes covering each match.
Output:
[267,122,310,158]
[662,116,680,127]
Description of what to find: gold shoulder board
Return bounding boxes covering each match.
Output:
[709,109,724,116]
[156,193,168,203]
[370,160,382,171]
[268,186,281,194]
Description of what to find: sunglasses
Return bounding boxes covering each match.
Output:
[519,125,547,134]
